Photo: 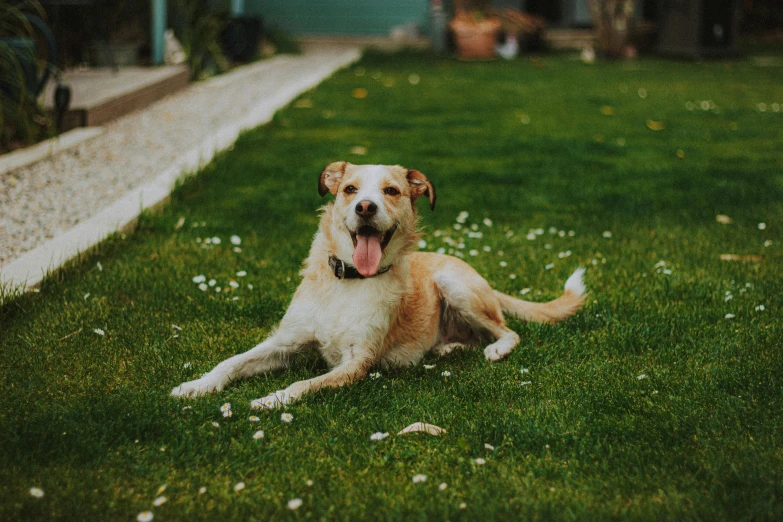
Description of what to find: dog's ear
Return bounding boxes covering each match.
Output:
[407,169,436,211]
[319,161,348,197]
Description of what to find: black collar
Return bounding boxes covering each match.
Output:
[328,256,392,280]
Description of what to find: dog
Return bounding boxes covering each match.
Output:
[171,162,586,408]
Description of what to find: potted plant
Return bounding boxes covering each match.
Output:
[449,0,502,60]
[0,0,54,152]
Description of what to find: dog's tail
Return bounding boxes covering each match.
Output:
[493,267,586,324]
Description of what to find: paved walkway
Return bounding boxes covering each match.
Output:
[0,42,361,289]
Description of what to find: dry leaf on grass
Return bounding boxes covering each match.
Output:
[398,422,446,436]
[719,254,763,262]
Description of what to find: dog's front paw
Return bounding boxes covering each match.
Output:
[484,343,513,362]
[250,390,290,410]
[171,376,224,398]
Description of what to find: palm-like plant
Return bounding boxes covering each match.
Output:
[0,0,52,152]
[175,0,229,81]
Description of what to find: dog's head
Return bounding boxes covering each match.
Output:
[319,162,436,277]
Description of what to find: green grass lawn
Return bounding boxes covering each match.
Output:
[2,50,782,521]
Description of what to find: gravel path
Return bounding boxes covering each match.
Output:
[0,43,360,268]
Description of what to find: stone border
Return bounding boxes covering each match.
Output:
[1,47,361,293]
[0,127,104,176]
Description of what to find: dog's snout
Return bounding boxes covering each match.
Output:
[355,200,378,218]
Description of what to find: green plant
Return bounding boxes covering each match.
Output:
[0,0,52,152]
[175,0,229,81]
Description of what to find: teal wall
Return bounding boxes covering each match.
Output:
[245,0,430,36]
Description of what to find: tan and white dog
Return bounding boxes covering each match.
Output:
[171,162,586,408]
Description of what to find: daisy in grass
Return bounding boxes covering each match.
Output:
[248,415,260,422]
[29,487,44,498]
[137,511,153,522]
[474,458,486,465]
[281,413,294,423]
[412,474,427,483]
[153,496,167,506]
[234,482,246,492]
[288,498,303,510]
[439,483,448,491]
[485,443,495,451]
[370,432,389,441]
[253,430,264,440]
[231,235,242,245]
[220,403,232,418]
[423,364,435,369]
[441,371,451,377]
[370,372,381,379]
[198,487,207,495]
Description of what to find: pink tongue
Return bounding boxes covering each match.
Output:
[353,234,383,277]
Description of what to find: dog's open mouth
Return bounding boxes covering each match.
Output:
[350,225,396,277]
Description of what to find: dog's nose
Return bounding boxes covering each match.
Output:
[355,200,377,218]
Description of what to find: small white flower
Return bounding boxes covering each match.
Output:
[521,381,532,386]
[483,218,493,227]
[198,487,207,495]
[637,374,647,380]
[281,413,294,423]
[156,485,167,495]
[208,279,216,287]
[214,287,222,293]
[233,247,242,253]
[424,364,435,369]
[183,362,192,369]
[453,223,462,230]
[370,372,381,379]
[29,487,44,498]
[153,496,167,507]
[602,231,612,238]
[568,230,575,236]
[544,243,553,250]
[231,235,242,245]
[725,313,735,319]
[724,294,733,302]
[93,328,105,336]
[247,284,254,289]
[409,73,420,85]
[234,482,245,492]
[418,239,427,249]
[483,245,491,252]
[505,230,514,238]
[764,240,773,247]
[758,102,767,112]
[441,371,451,377]
[500,261,508,267]
[97,261,103,271]
[436,247,446,254]
[306,479,314,486]
[84,293,90,300]
[249,415,260,422]
[459,502,467,509]
[509,274,516,279]
[758,222,767,230]
[545,263,555,270]
[211,421,220,428]
[220,402,231,412]
[192,275,206,283]
[137,511,154,522]
[755,304,766,312]
[662,269,673,275]
[253,430,264,440]
[520,288,531,295]
[288,498,303,510]
[469,249,478,256]
[236,271,247,277]
[526,232,537,240]
[370,432,389,441]
[211,237,221,245]
[558,230,566,237]
[198,283,208,291]
[484,443,495,451]
[222,410,233,418]
[412,474,427,483]
[520,368,529,374]
[439,482,448,491]
[474,458,486,465]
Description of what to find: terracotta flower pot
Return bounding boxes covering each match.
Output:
[450,16,501,60]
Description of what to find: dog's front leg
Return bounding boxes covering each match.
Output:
[250,355,373,409]
[171,328,305,398]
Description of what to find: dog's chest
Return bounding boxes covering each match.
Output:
[294,276,404,366]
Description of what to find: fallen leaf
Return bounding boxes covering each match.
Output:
[719,254,763,262]
[352,88,368,99]
[398,422,446,436]
[646,120,665,131]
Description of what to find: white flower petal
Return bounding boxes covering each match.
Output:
[288,498,303,510]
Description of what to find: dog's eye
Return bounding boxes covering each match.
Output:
[344,185,358,194]
[383,187,400,196]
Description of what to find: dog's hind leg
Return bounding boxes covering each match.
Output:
[433,265,520,362]
[171,328,307,398]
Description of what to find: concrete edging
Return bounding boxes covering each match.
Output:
[0,47,362,292]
